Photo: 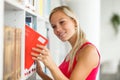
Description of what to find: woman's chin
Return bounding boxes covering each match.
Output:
[58,36,68,42]
[60,38,68,42]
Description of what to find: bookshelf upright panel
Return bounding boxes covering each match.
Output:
[0,0,4,80]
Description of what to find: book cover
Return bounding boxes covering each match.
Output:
[25,24,48,70]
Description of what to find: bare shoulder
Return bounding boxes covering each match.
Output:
[77,44,99,68]
[70,44,100,79]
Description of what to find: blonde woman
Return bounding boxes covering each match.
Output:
[31,6,100,80]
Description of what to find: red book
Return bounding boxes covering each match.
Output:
[25,25,48,69]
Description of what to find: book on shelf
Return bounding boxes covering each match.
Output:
[18,0,51,16]
[3,26,22,80]
[26,16,33,28]
[25,24,48,76]
[38,0,43,16]
[34,0,44,16]
[3,26,15,80]
[15,28,22,80]
[24,0,35,11]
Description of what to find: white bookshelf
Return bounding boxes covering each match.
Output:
[1,0,66,80]
[3,0,50,80]
[0,0,4,80]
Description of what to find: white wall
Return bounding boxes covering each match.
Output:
[101,0,120,63]
[100,0,120,76]
[50,0,61,10]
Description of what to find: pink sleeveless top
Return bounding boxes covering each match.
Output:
[59,42,100,80]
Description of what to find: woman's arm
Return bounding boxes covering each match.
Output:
[48,62,69,80]
[36,59,68,80]
[37,71,52,80]
[36,61,52,80]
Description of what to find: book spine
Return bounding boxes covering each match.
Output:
[15,28,22,80]
[3,26,22,80]
[3,26,16,80]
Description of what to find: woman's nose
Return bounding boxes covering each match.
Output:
[56,26,62,32]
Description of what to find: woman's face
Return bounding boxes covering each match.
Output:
[50,11,76,42]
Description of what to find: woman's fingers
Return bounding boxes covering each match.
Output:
[32,47,41,52]
[36,44,45,49]
[31,52,41,61]
[32,49,48,56]
[31,52,44,61]
[36,44,49,52]
[31,52,39,57]
[32,45,49,55]
[32,57,37,60]
[31,45,50,65]
[41,50,48,56]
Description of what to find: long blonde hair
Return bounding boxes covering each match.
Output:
[49,6,86,71]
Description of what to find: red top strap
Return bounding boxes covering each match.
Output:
[80,42,92,49]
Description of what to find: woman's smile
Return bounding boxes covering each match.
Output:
[58,31,67,40]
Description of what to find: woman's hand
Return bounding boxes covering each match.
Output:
[35,60,43,74]
[31,44,68,80]
[31,44,55,69]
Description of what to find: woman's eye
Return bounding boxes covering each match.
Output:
[60,21,65,24]
[52,25,56,29]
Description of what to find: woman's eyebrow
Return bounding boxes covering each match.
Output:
[59,18,65,21]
